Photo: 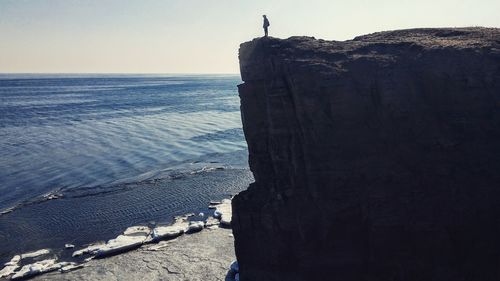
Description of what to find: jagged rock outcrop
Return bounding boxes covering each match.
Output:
[233,28,500,281]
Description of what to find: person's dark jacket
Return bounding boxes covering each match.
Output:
[263,18,270,28]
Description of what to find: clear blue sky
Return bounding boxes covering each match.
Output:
[0,0,498,73]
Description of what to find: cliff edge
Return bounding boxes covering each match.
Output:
[234,28,500,281]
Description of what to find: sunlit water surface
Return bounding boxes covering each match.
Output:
[0,74,252,263]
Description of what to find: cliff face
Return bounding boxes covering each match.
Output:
[233,28,500,281]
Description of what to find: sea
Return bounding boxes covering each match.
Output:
[0,74,253,264]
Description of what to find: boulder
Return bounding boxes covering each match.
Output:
[211,199,232,227]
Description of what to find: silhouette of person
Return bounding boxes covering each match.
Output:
[263,15,270,37]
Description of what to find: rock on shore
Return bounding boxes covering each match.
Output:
[32,227,236,281]
[1,199,236,280]
[211,199,233,227]
[233,28,500,281]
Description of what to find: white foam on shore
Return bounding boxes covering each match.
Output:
[11,259,75,280]
[0,256,20,278]
[21,249,51,259]
[72,243,105,257]
[72,226,152,258]
[152,215,191,240]
[95,226,152,258]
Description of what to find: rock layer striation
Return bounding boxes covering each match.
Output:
[233,28,500,281]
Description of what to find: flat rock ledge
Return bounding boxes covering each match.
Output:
[32,227,236,281]
[1,200,237,281]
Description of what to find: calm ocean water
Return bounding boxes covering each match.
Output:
[0,74,253,263]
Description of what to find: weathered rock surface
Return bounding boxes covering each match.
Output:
[32,227,236,281]
[233,28,500,281]
[1,199,236,280]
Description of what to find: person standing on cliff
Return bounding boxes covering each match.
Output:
[263,15,270,37]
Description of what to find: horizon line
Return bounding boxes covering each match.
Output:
[0,72,240,75]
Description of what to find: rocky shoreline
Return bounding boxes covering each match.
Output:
[0,200,238,281]
[33,227,238,281]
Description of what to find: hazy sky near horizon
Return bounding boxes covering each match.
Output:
[1,0,498,73]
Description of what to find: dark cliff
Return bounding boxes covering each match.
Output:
[233,28,500,281]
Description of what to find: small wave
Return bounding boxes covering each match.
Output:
[0,189,64,217]
[0,166,253,266]
[0,150,248,217]
[190,128,244,142]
